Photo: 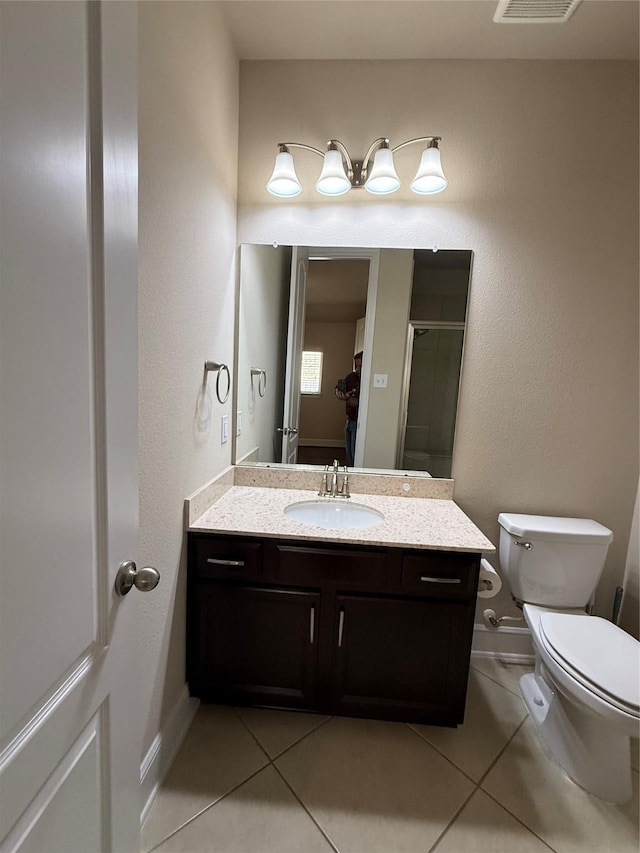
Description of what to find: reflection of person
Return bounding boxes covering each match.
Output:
[334,351,362,468]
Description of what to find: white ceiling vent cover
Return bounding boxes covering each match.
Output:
[494,0,582,24]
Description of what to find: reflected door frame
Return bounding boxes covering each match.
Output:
[302,247,380,469]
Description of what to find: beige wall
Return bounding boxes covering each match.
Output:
[138,2,238,757]
[363,249,415,468]
[237,59,639,620]
[236,244,290,463]
[299,320,358,443]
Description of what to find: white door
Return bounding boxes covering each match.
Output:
[0,3,146,851]
[280,247,309,464]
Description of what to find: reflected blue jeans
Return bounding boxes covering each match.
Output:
[345,419,357,468]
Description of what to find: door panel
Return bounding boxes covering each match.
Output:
[0,3,141,850]
[193,584,320,709]
[331,594,470,723]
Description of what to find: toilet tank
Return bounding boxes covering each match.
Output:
[498,513,613,608]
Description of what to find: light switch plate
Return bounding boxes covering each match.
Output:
[373,373,388,388]
[236,411,242,436]
[221,414,229,444]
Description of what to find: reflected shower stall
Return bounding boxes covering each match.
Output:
[398,322,465,479]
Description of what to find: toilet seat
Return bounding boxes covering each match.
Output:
[539,612,640,716]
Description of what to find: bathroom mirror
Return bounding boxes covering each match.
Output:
[233,244,472,479]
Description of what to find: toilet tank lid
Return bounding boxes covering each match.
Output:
[498,513,613,544]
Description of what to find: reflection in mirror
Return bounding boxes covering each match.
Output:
[233,246,472,479]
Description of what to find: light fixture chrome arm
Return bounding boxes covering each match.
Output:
[277,142,325,158]
[360,137,390,182]
[327,139,354,182]
[391,136,441,154]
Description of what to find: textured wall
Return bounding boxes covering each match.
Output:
[236,244,290,463]
[138,2,238,756]
[237,59,639,620]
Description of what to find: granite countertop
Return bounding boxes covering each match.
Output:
[189,485,495,553]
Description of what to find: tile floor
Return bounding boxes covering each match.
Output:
[142,659,639,853]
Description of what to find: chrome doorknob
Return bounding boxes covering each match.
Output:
[277,426,298,436]
[114,560,160,596]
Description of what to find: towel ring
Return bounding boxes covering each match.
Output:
[250,367,267,398]
[204,361,231,404]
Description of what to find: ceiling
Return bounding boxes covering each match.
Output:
[219,0,639,61]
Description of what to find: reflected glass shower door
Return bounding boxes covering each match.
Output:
[399,323,465,479]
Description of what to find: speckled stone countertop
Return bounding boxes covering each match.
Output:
[189,485,495,553]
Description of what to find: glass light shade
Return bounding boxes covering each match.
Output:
[410,146,448,195]
[266,150,302,197]
[364,147,400,195]
[315,149,351,196]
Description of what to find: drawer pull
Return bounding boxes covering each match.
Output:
[206,558,245,567]
[337,610,345,647]
[309,606,315,644]
[419,576,462,584]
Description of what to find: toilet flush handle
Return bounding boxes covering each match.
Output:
[515,540,533,550]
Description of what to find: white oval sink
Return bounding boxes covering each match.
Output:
[284,500,384,530]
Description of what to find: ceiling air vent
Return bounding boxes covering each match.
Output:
[494,0,582,24]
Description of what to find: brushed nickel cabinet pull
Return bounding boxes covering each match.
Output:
[207,558,245,567]
[337,610,345,647]
[419,576,462,584]
[309,606,315,643]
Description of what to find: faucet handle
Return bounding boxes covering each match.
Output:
[342,474,350,499]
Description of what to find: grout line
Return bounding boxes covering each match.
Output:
[479,787,558,852]
[272,762,342,853]
[406,723,479,787]
[143,762,269,853]
[469,661,533,698]
[232,707,340,852]
[475,714,528,789]
[426,785,478,853]
[233,705,334,760]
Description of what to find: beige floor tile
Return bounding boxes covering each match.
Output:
[482,718,640,853]
[235,706,331,758]
[153,766,335,853]
[141,705,269,852]
[471,656,534,697]
[411,668,528,781]
[275,715,474,853]
[433,789,553,853]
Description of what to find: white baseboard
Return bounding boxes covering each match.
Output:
[140,686,199,824]
[298,438,343,448]
[471,623,535,663]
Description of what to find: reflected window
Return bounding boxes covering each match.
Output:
[300,350,323,395]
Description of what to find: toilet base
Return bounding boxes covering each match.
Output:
[520,671,633,804]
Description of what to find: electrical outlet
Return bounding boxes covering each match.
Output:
[373,373,388,388]
[221,414,229,444]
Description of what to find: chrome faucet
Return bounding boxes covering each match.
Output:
[331,459,340,497]
[318,461,350,498]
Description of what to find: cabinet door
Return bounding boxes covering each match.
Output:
[330,594,473,725]
[190,584,320,710]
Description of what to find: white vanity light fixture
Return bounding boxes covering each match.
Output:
[266,136,447,198]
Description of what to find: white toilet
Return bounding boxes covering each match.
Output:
[498,512,639,804]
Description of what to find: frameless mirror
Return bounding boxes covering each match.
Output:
[233,245,472,479]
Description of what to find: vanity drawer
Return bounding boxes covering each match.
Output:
[192,536,263,580]
[400,552,477,598]
[274,543,388,590]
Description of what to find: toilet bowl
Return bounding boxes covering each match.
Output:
[521,604,639,803]
[498,512,639,804]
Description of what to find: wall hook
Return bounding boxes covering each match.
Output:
[204,360,230,404]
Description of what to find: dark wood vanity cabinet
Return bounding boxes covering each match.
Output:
[187,533,480,726]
